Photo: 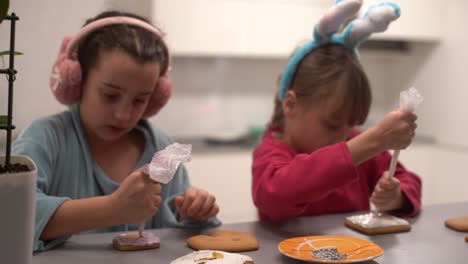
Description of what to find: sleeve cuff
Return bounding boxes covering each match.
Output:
[34,196,70,252]
[392,184,420,217]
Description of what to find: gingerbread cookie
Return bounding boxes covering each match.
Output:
[170,250,254,264]
[345,213,411,235]
[465,235,468,242]
[112,232,160,251]
[187,230,259,252]
[445,216,468,232]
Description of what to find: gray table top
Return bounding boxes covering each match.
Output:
[33,202,468,263]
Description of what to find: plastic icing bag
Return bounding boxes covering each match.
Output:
[142,143,191,184]
[399,87,423,113]
[386,86,424,178]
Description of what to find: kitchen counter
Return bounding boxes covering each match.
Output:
[173,137,257,154]
[33,202,468,264]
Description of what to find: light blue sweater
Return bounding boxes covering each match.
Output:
[13,104,220,252]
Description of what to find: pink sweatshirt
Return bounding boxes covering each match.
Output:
[252,127,422,221]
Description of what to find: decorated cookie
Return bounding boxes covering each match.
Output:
[112,232,160,251]
[345,213,411,235]
[187,230,259,252]
[170,250,254,264]
[445,216,468,232]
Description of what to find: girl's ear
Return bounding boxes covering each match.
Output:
[282,90,298,118]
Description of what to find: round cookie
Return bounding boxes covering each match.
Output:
[187,230,259,252]
[112,232,160,251]
[170,250,254,264]
[445,216,468,232]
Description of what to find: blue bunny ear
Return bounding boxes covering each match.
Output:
[314,0,363,43]
[340,2,400,48]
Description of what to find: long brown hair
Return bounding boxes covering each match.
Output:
[271,44,371,127]
[78,11,169,82]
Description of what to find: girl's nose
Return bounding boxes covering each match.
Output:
[114,102,132,123]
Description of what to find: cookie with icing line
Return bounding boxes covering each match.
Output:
[112,232,160,251]
[345,213,411,235]
[170,250,254,264]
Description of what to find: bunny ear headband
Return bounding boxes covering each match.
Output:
[278,0,400,101]
[50,16,173,118]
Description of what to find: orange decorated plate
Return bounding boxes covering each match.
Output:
[278,235,383,263]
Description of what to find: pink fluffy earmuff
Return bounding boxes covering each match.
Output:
[49,16,172,118]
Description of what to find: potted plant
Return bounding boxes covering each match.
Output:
[0,1,37,263]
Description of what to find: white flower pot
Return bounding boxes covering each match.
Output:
[0,155,36,264]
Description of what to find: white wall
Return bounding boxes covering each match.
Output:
[0,0,153,138]
[0,1,95,135]
[390,0,468,147]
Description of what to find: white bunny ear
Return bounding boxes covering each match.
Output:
[314,0,363,41]
[342,2,400,47]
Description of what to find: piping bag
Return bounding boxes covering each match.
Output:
[387,87,424,177]
[138,143,191,236]
[372,87,423,212]
[348,87,423,230]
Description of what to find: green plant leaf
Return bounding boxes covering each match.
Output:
[0,51,23,56]
[0,115,7,125]
[0,0,9,24]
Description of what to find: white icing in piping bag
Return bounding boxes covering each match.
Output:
[138,222,145,237]
[137,143,191,237]
[388,87,423,178]
[371,87,423,214]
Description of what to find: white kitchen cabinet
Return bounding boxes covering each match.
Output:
[152,0,327,57]
[399,142,468,206]
[153,0,445,57]
[185,150,258,224]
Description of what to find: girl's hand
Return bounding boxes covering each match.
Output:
[373,110,417,151]
[109,169,162,224]
[370,171,406,211]
[175,187,219,222]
